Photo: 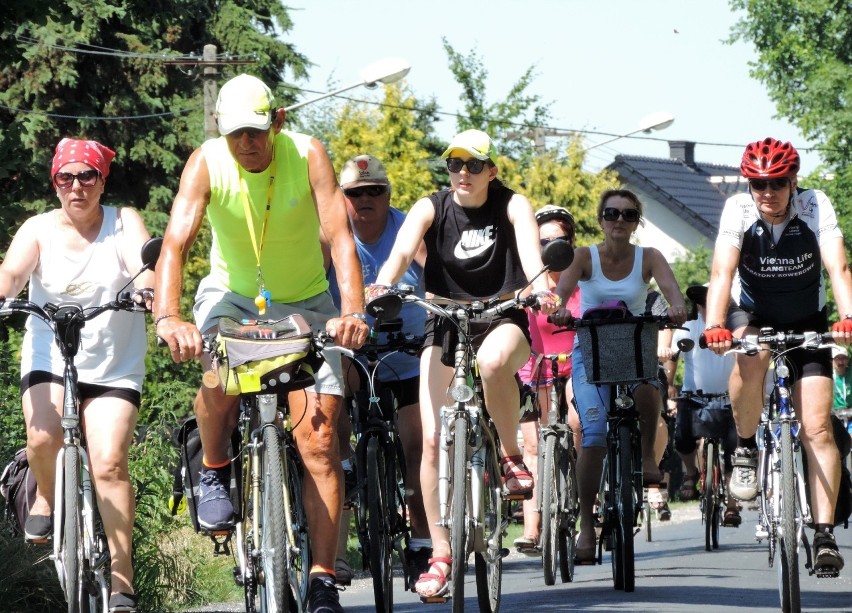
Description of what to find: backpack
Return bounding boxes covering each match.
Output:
[0,448,38,537]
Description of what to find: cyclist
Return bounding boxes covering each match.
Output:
[0,138,153,612]
[665,284,741,525]
[368,129,560,599]
[153,74,369,613]
[514,204,581,553]
[552,188,687,564]
[832,347,852,412]
[704,137,852,575]
[325,154,432,589]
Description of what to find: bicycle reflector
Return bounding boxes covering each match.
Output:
[450,383,475,402]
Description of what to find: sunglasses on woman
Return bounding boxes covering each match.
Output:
[54,170,100,189]
[540,236,571,247]
[446,157,488,175]
[601,207,640,222]
[749,178,789,192]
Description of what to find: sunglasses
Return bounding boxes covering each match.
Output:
[540,236,571,247]
[446,157,488,175]
[343,185,387,198]
[54,170,100,189]
[749,178,789,192]
[601,207,640,222]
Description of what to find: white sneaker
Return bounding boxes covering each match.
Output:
[729,447,759,501]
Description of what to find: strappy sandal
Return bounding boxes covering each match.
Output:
[647,486,671,521]
[679,472,700,501]
[500,455,534,500]
[415,556,452,602]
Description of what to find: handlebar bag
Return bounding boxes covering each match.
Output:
[0,448,37,537]
[216,314,319,396]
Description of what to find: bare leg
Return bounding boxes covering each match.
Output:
[21,382,64,518]
[796,376,841,524]
[398,402,428,539]
[576,446,606,551]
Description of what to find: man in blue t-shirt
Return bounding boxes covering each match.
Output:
[325,155,431,591]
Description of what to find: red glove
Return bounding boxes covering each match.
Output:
[702,326,732,345]
[832,318,852,334]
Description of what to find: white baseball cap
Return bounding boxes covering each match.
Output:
[339,155,389,189]
[215,74,274,136]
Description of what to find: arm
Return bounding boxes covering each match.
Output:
[550,247,590,324]
[306,137,368,349]
[507,194,548,293]
[375,197,434,286]
[0,217,42,299]
[822,236,852,345]
[704,242,740,354]
[646,248,686,324]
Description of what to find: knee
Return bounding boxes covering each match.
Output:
[27,428,61,459]
[90,450,129,485]
[297,428,339,468]
[801,418,836,450]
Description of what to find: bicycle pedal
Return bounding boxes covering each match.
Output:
[504,491,533,501]
[499,547,510,559]
[814,566,840,579]
[420,595,450,604]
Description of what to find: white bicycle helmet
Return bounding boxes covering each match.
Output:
[535,204,576,230]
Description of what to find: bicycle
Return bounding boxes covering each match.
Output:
[0,237,160,613]
[530,352,578,585]
[718,328,839,613]
[338,321,424,613]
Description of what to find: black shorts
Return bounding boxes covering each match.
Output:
[726,306,832,381]
[423,308,531,367]
[382,376,419,408]
[21,371,142,408]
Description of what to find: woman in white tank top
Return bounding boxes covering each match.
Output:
[553,189,687,563]
[0,138,153,611]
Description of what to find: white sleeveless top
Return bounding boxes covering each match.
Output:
[579,245,648,316]
[21,206,147,390]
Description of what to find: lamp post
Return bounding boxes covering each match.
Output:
[284,57,411,112]
[583,111,675,152]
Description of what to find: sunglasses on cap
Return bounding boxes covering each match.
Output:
[446,157,488,175]
[540,236,571,247]
[601,207,640,222]
[343,185,388,198]
[749,178,789,192]
[54,170,100,189]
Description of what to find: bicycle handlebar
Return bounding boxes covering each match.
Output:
[697,328,836,354]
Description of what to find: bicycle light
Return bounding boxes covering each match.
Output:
[450,383,474,402]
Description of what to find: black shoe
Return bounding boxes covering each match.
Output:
[334,557,353,586]
[307,576,343,613]
[108,592,138,613]
[24,514,52,543]
[404,546,433,592]
[197,467,234,530]
[813,532,844,577]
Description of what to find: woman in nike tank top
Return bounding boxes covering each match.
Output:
[371,129,560,598]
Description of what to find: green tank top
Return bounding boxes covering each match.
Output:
[201,131,328,302]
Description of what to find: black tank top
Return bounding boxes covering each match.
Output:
[424,182,527,300]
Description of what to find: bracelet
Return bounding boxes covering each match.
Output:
[345,312,368,322]
[705,324,722,331]
[155,314,178,326]
[845,314,852,320]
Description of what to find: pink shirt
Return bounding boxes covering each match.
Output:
[518,287,581,384]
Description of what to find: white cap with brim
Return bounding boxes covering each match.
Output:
[440,129,498,161]
[339,155,389,189]
[216,74,274,136]
[833,346,848,360]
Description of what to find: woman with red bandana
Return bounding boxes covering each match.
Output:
[0,138,153,612]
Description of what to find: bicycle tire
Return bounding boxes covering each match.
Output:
[62,446,82,613]
[366,436,393,613]
[285,440,311,613]
[616,424,635,592]
[643,496,652,542]
[540,433,558,585]
[450,414,468,613]
[474,434,503,612]
[704,440,719,551]
[558,439,577,583]
[259,424,287,612]
[605,448,623,590]
[778,421,801,613]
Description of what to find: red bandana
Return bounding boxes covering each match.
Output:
[51,138,116,182]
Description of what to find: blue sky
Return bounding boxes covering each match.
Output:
[285,1,821,174]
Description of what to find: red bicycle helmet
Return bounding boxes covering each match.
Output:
[740,137,800,179]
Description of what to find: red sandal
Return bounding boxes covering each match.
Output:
[415,556,452,602]
[500,455,534,500]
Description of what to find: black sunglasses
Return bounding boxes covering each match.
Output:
[54,170,100,189]
[601,207,640,222]
[540,236,571,247]
[749,178,789,192]
[446,157,488,175]
[343,185,387,198]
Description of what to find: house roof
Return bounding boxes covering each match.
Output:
[607,154,750,240]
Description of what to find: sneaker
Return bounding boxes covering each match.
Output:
[197,468,234,530]
[404,546,433,592]
[108,592,138,613]
[334,557,353,586]
[729,447,759,501]
[23,514,52,543]
[307,575,343,613]
[813,532,844,575]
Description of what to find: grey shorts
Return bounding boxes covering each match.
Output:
[194,275,343,397]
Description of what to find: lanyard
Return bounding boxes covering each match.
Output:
[238,148,275,314]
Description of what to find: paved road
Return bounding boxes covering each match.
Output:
[186,504,852,612]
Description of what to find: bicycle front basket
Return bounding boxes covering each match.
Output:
[216,314,317,395]
[577,320,658,385]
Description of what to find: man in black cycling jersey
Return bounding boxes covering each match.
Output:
[704,137,852,575]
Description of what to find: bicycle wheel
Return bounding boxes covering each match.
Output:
[285,441,311,613]
[704,440,719,551]
[61,446,82,613]
[643,494,652,542]
[450,414,468,613]
[616,424,635,592]
[540,433,559,585]
[558,438,577,583]
[604,448,623,590]
[258,424,287,612]
[778,421,800,613]
[366,436,393,613]
[474,435,503,612]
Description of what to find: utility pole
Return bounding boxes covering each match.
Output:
[162,45,255,141]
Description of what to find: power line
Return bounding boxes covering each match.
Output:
[0,103,194,121]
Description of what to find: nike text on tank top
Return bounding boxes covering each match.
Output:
[21,206,147,390]
[579,245,648,316]
[423,183,527,300]
[201,131,328,302]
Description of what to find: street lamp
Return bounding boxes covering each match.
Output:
[284,57,411,112]
[583,111,675,151]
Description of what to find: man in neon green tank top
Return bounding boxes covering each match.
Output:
[154,74,368,612]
